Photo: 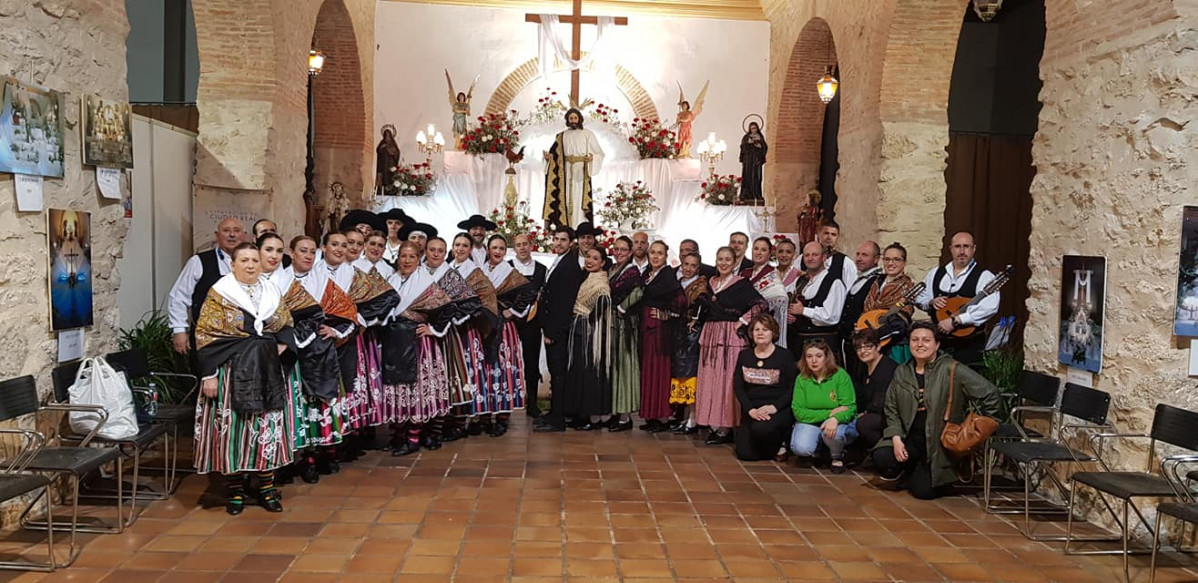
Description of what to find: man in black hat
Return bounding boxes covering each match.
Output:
[340,209,384,239]
[534,225,586,432]
[457,214,497,264]
[398,222,438,255]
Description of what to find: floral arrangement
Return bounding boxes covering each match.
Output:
[593,227,622,253]
[486,202,552,252]
[696,174,742,206]
[589,103,620,126]
[391,162,436,197]
[524,87,567,126]
[464,111,521,155]
[628,118,677,159]
[596,180,658,230]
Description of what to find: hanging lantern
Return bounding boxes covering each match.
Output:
[308,49,326,76]
[972,0,1003,22]
[816,65,839,104]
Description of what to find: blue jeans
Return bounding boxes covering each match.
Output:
[790,419,858,459]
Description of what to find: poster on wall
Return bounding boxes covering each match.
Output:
[0,78,65,178]
[1173,206,1198,336]
[81,94,133,168]
[1058,255,1106,374]
[47,209,94,331]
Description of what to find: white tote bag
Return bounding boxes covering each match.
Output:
[68,357,140,440]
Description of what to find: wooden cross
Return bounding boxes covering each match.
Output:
[525,0,628,107]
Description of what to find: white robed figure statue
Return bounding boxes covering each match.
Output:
[542,108,605,229]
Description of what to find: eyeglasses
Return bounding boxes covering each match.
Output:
[881,257,905,263]
[854,344,879,352]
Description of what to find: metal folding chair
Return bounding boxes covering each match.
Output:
[1150,453,1198,583]
[0,379,57,572]
[984,382,1113,540]
[104,348,194,494]
[1065,403,1198,582]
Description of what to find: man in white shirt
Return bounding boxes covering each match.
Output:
[729,232,752,273]
[168,217,245,354]
[787,241,848,361]
[630,231,650,274]
[817,221,858,288]
[510,234,548,418]
[916,231,1001,365]
[840,241,882,377]
[536,226,586,432]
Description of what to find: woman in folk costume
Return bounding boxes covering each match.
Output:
[354,230,396,280]
[638,241,683,433]
[260,234,344,485]
[481,235,535,437]
[567,247,614,429]
[342,230,402,432]
[695,246,766,445]
[377,242,455,456]
[423,235,481,445]
[194,243,296,515]
[449,233,504,435]
[670,252,708,434]
[742,237,793,347]
[606,236,645,432]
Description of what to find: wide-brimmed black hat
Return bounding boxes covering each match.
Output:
[457,214,497,230]
[574,221,603,238]
[381,208,414,225]
[339,209,384,233]
[399,222,438,241]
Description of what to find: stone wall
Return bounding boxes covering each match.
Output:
[1027,0,1194,519]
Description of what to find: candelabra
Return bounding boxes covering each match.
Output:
[416,124,445,163]
[695,132,726,177]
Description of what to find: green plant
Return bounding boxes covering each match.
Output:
[118,310,193,404]
[980,345,1024,419]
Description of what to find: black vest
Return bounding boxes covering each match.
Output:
[190,249,224,324]
[797,271,841,334]
[829,252,847,281]
[841,270,882,336]
[932,263,984,299]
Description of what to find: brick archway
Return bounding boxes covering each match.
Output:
[773,17,837,217]
[484,58,660,122]
[311,0,367,207]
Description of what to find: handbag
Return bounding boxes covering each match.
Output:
[939,363,998,457]
[68,357,140,440]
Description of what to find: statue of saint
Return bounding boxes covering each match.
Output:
[542,108,605,229]
[797,190,824,246]
[445,69,477,150]
[739,121,768,201]
[675,80,708,158]
[376,124,401,197]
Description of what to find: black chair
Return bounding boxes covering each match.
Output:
[0,378,58,572]
[980,371,1062,495]
[0,375,124,567]
[1065,403,1198,582]
[1150,453,1198,583]
[983,382,1113,540]
[103,348,190,494]
[51,360,170,525]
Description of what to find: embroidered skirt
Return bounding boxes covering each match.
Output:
[194,364,295,475]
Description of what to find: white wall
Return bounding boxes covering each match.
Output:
[374,3,769,178]
[117,116,196,329]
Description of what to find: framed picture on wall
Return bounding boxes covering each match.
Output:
[1058,255,1105,374]
[0,77,65,178]
[1174,206,1198,336]
[81,94,134,168]
[48,209,94,331]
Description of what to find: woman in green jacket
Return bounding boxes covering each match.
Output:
[872,321,1002,499]
[790,339,858,473]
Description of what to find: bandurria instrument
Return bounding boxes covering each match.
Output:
[935,265,1014,338]
[855,282,927,347]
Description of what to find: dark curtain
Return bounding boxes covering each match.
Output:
[942,133,1035,342]
[818,85,841,222]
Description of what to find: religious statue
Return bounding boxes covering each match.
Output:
[675,80,709,158]
[542,107,605,229]
[325,182,348,238]
[797,190,824,246]
[376,124,401,197]
[739,119,768,202]
[445,69,477,150]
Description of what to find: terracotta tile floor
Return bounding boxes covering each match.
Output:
[2,416,1197,582]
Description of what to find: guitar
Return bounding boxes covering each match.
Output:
[855,282,927,347]
[935,265,1014,338]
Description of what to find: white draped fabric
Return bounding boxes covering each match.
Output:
[536,14,616,84]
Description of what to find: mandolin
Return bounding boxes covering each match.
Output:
[855,282,926,347]
[934,265,1014,338]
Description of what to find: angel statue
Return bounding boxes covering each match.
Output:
[675,80,709,158]
[445,69,478,150]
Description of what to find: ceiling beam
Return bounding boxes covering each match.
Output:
[379,0,767,21]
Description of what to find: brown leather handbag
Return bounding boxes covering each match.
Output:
[939,363,999,457]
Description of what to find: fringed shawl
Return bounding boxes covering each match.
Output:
[349,266,401,326]
[569,271,612,372]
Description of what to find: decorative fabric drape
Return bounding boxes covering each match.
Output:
[537,14,616,83]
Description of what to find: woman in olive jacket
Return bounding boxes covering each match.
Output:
[872,321,1001,500]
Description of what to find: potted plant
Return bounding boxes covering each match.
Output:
[118,311,194,404]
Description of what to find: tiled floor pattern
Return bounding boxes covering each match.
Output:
[0,416,1196,582]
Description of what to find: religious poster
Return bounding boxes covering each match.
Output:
[1058,255,1105,374]
[81,94,133,168]
[0,78,65,178]
[1173,206,1198,336]
[47,209,94,331]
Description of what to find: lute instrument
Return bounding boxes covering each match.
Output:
[935,265,1014,338]
[855,282,927,347]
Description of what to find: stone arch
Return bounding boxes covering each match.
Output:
[484,58,660,121]
[311,0,368,207]
[772,17,837,224]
